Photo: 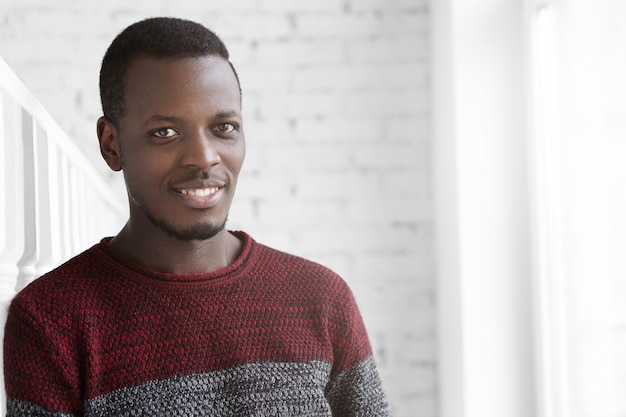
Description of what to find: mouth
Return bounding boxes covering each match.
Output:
[180,187,220,198]
[175,185,225,209]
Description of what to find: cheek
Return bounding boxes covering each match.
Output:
[229,142,246,176]
[121,152,166,190]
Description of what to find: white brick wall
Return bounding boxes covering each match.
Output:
[0,1,434,416]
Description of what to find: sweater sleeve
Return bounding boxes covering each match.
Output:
[3,293,83,416]
[324,281,392,416]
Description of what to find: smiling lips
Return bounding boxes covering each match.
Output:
[180,187,219,197]
[177,186,224,209]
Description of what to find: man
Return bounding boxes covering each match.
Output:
[3,17,390,416]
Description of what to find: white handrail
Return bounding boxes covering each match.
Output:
[0,56,127,413]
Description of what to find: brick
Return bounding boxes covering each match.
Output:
[293,65,381,93]
[165,0,259,14]
[383,171,433,198]
[386,392,437,417]
[350,141,427,170]
[254,39,346,67]
[352,253,434,286]
[238,68,293,94]
[207,13,293,40]
[238,119,294,152]
[293,63,428,93]
[295,13,385,39]
[234,172,297,202]
[347,36,428,64]
[289,176,360,202]
[384,115,431,143]
[292,116,384,143]
[342,88,429,118]
[257,0,344,14]
[346,0,429,14]
[251,92,348,119]
[223,40,256,67]
[298,10,428,39]
[295,225,423,255]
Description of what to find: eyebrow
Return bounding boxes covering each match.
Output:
[140,115,181,129]
[214,110,241,119]
[141,111,241,128]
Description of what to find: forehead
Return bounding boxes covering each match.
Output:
[123,55,241,116]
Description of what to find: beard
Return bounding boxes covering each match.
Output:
[128,187,227,241]
[144,209,227,241]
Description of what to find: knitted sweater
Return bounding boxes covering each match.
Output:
[3,231,390,416]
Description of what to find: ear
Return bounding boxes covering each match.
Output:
[97,117,123,172]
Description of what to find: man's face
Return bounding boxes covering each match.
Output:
[100,55,245,241]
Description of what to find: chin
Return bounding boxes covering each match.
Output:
[148,213,227,242]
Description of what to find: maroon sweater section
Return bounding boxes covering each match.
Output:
[4,232,373,415]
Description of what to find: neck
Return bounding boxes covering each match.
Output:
[108,222,241,275]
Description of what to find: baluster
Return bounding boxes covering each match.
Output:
[16,110,39,291]
[35,125,57,277]
[77,172,89,250]
[1,57,128,413]
[0,91,24,307]
[0,77,23,417]
[59,152,72,261]
[69,164,81,255]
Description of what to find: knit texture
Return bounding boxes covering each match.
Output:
[3,231,390,416]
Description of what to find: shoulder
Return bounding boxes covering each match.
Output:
[10,241,111,313]
[249,237,351,292]
[241,234,362,319]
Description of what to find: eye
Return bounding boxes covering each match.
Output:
[212,123,236,134]
[152,128,178,138]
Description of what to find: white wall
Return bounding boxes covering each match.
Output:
[0,1,433,416]
[434,1,626,417]
[432,1,536,416]
[539,1,626,416]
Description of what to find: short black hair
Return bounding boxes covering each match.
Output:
[99,17,240,126]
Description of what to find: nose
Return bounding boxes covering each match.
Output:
[180,129,221,169]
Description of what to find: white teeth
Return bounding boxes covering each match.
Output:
[181,188,218,197]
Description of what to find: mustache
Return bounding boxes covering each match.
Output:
[172,170,230,189]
